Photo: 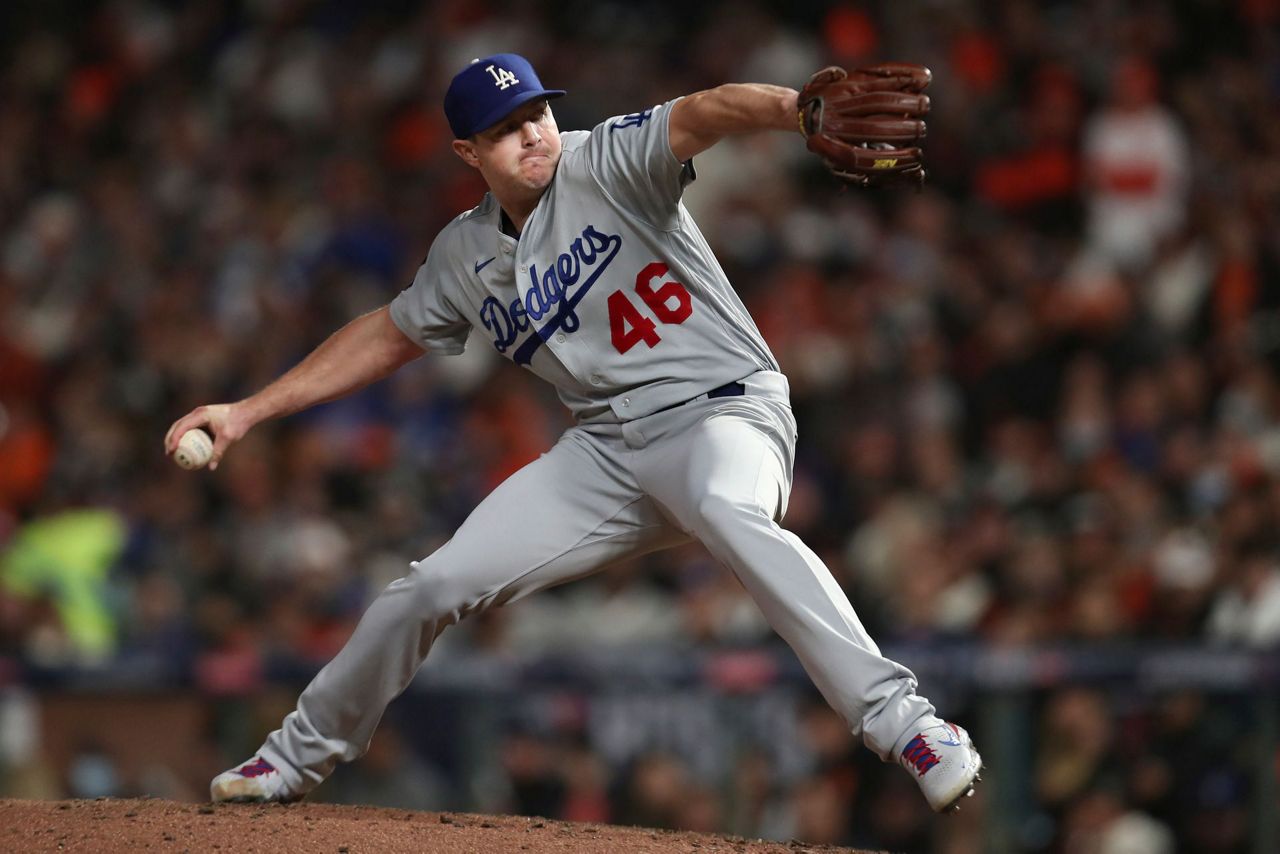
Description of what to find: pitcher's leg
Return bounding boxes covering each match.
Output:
[635,400,933,759]
[232,430,686,799]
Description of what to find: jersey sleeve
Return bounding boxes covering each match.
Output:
[582,98,694,230]
[388,239,471,355]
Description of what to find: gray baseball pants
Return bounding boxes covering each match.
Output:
[258,371,934,793]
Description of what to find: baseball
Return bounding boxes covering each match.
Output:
[174,428,214,470]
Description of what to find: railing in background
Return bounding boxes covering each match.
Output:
[6,643,1277,852]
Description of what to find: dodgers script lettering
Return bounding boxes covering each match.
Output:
[480,225,623,364]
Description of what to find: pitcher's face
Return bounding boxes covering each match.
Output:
[453,99,562,197]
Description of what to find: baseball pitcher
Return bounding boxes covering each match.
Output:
[166,53,980,815]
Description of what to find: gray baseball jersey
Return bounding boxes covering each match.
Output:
[252,96,936,800]
[389,99,779,423]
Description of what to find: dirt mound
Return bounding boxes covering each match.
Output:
[0,798,881,853]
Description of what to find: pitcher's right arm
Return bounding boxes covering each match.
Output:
[163,305,425,470]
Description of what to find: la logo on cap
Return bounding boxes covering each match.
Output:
[444,54,565,139]
[485,63,520,90]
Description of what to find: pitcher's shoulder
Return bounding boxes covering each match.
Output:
[418,195,499,270]
[453,193,499,226]
[559,129,592,154]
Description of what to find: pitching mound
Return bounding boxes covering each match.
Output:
[0,798,882,853]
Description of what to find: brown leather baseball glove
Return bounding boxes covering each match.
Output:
[797,63,932,188]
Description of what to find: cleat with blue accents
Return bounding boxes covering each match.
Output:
[896,720,983,813]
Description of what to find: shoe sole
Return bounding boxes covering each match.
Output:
[211,793,302,805]
[211,778,301,805]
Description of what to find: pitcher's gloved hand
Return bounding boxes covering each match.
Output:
[797,63,932,188]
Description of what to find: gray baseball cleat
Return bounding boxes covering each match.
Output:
[210,756,300,804]
[896,720,983,813]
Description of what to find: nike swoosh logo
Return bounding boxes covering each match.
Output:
[475,257,496,274]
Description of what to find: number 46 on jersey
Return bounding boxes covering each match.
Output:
[608,262,693,353]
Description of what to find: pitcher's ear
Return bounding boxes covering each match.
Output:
[452,139,480,168]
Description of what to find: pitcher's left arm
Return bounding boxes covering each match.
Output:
[668,84,800,162]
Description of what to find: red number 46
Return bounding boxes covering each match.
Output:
[608,262,693,354]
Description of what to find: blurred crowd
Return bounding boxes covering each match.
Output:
[1,0,1279,851]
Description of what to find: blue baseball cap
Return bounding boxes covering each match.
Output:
[444,54,566,139]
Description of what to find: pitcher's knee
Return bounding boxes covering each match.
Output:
[397,561,476,625]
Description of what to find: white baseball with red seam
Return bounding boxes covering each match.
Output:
[174,428,214,470]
